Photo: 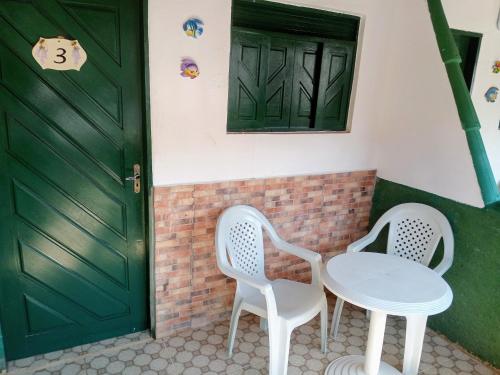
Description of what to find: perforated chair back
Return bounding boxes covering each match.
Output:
[227,217,265,278]
[216,205,272,281]
[377,203,453,274]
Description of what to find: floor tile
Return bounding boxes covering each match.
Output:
[6,304,499,375]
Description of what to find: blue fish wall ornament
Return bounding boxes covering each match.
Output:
[183,18,204,38]
[485,87,498,103]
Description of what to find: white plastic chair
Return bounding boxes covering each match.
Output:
[216,205,328,375]
[330,203,454,339]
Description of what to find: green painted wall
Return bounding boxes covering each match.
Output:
[369,178,500,367]
[0,322,5,372]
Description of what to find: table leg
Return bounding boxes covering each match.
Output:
[403,315,428,375]
[364,310,387,375]
[324,309,399,375]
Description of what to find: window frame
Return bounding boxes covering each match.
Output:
[227,1,361,134]
[450,28,482,93]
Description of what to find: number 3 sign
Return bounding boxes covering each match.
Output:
[32,37,87,71]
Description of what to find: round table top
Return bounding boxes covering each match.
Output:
[322,252,453,316]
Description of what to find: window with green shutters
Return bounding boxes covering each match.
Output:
[227,0,359,133]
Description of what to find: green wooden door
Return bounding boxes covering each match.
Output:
[0,0,147,360]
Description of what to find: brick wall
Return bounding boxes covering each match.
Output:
[153,171,376,337]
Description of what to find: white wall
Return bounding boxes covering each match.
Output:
[442,0,500,187]
[148,0,386,185]
[372,0,484,207]
[148,0,485,207]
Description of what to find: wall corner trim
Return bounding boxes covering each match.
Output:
[427,0,499,206]
[141,0,156,339]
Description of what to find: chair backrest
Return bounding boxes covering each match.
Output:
[375,203,453,274]
[216,205,276,281]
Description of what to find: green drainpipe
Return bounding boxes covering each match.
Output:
[427,0,499,206]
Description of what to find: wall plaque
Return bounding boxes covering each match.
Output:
[32,37,87,71]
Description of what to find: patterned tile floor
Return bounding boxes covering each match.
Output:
[6,304,499,375]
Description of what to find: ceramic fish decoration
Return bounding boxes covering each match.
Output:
[180,58,199,79]
[492,61,500,74]
[485,87,498,103]
[183,18,204,38]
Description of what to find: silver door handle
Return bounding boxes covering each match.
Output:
[125,164,141,193]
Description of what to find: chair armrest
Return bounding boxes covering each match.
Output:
[274,240,322,287]
[276,240,322,263]
[433,226,454,276]
[346,220,388,253]
[220,265,280,318]
[433,257,453,276]
[346,235,376,253]
[221,266,273,295]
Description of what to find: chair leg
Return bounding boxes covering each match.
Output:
[227,295,243,357]
[268,319,291,375]
[320,297,328,353]
[260,317,268,332]
[330,297,344,338]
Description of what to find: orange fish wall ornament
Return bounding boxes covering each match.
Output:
[492,60,500,74]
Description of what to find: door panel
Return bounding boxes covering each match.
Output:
[0,0,147,360]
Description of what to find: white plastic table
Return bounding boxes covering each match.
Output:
[322,252,453,375]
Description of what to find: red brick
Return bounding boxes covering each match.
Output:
[153,170,376,337]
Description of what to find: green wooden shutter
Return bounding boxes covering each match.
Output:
[228,28,357,132]
[290,41,321,129]
[314,41,354,131]
[264,37,295,130]
[228,29,269,131]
